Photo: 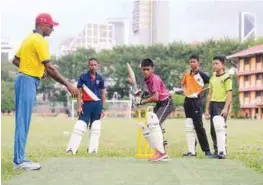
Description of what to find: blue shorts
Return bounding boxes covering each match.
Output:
[79,101,102,128]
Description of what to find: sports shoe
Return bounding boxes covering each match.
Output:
[13,161,41,171]
[218,152,226,159]
[148,152,168,162]
[182,152,197,157]
[208,152,218,159]
[204,151,212,156]
[66,149,78,155]
[87,148,97,154]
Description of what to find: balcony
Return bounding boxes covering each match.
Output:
[241,97,263,108]
[239,86,263,92]
[237,69,263,75]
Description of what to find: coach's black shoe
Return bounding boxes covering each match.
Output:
[218,152,226,159]
[204,151,212,156]
[182,152,197,157]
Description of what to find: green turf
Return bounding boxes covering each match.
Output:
[1,116,263,183]
[5,158,263,185]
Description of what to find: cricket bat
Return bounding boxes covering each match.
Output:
[127,63,138,91]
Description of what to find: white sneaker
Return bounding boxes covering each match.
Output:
[13,161,41,171]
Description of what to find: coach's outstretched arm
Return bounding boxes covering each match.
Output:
[44,62,79,97]
[12,56,20,67]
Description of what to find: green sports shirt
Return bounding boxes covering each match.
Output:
[209,73,232,102]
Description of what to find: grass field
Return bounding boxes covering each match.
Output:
[1,116,263,183]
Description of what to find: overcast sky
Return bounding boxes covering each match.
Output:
[1,0,263,56]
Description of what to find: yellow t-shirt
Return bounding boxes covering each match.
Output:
[209,73,232,102]
[15,32,50,78]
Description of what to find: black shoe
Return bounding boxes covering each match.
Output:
[208,152,218,159]
[218,152,226,159]
[182,152,197,157]
[205,151,212,156]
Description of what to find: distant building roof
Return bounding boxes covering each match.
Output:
[227,44,263,59]
[189,41,201,46]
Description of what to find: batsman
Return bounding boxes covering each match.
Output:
[128,58,174,161]
[66,58,106,155]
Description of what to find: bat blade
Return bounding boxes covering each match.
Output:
[127,63,138,90]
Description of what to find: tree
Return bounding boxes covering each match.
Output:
[231,74,240,118]
[1,82,15,113]
[38,37,263,101]
[172,93,184,107]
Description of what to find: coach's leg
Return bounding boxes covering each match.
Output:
[13,74,41,170]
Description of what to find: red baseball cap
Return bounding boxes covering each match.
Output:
[35,13,59,26]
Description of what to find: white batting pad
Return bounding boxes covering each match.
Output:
[66,120,87,155]
[213,116,226,155]
[185,118,196,155]
[88,120,101,153]
[147,112,165,154]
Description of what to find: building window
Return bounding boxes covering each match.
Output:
[244,58,249,65]
[256,73,263,80]
[100,25,107,30]
[244,92,250,98]
[256,55,262,63]
[244,75,250,81]
[256,91,263,97]
[93,29,98,37]
[99,39,106,43]
[93,39,98,44]
[100,30,107,38]
[87,30,92,36]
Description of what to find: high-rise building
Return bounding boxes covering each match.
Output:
[239,12,257,42]
[59,23,115,55]
[132,0,169,45]
[107,18,130,46]
[1,38,12,63]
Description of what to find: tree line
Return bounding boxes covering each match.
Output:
[2,37,263,115]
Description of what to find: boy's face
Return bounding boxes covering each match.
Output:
[212,60,224,73]
[189,58,199,70]
[88,60,98,73]
[141,66,154,78]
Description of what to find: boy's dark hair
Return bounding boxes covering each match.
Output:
[88,58,98,61]
[141,58,154,67]
[213,56,225,64]
[88,58,98,63]
[189,54,199,61]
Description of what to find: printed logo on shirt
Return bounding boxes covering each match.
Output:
[96,80,100,85]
